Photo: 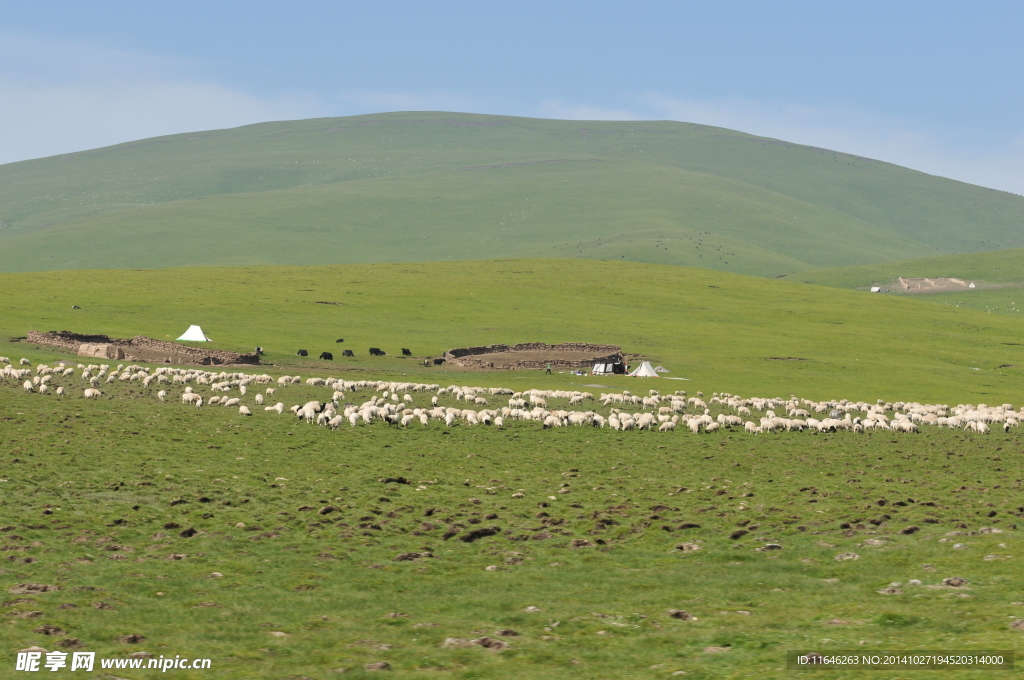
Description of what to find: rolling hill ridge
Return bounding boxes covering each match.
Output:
[0,111,1022,274]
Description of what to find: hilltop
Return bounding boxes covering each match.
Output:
[1,112,1022,275]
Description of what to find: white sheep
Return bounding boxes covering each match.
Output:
[158,390,167,401]
[23,380,34,393]
[55,386,65,397]
[255,393,264,405]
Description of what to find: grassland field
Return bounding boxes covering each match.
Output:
[1,361,1022,680]
[3,259,1024,406]
[1,258,1023,678]
[2,112,1023,277]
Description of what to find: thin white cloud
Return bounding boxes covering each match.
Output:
[335,90,480,113]
[640,94,1024,195]
[0,34,325,164]
[0,79,324,164]
[536,100,643,121]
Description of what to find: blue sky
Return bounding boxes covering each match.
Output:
[3,1,1023,192]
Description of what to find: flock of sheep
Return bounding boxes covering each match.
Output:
[3,356,1017,436]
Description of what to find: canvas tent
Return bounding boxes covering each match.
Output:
[592,363,613,375]
[628,361,659,377]
[176,325,212,342]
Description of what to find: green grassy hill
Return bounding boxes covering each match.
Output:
[1,112,1022,275]
[4,258,1024,404]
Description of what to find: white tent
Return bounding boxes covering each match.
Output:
[176,325,212,342]
[628,361,659,377]
[592,363,613,375]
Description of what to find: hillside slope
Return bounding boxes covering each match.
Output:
[1,112,1022,274]
[4,259,1024,404]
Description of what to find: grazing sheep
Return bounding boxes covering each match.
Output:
[19,358,30,366]
[83,388,101,398]
[658,421,676,432]
[239,405,251,416]
[255,393,264,405]
[23,380,34,393]
[55,386,65,397]
[157,390,167,401]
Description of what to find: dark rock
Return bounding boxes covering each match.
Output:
[667,609,695,620]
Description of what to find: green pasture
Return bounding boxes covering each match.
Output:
[3,259,1024,405]
[0,370,1021,679]
[793,248,1024,291]
[1,112,1022,275]
[791,247,1024,319]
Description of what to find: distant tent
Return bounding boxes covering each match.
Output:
[628,361,659,377]
[176,325,212,342]
[592,363,614,375]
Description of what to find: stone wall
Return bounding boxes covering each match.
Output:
[27,331,259,366]
[444,342,623,370]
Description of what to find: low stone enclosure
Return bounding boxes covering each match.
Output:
[444,342,623,370]
[26,331,259,366]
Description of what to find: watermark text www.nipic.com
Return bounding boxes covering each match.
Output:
[16,650,213,672]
